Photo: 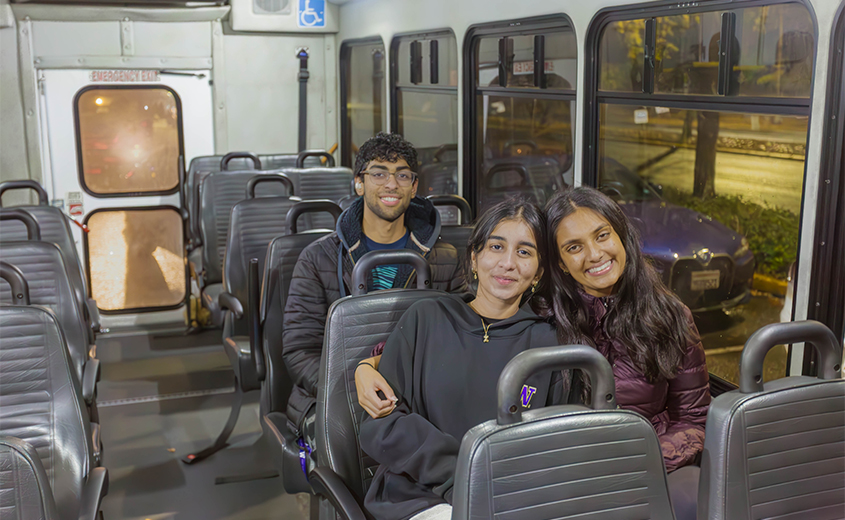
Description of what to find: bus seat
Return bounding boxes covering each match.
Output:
[280,167,354,230]
[699,321,845,520]
[0,302,107,520]
[197,171,293,325]
[186,151,325,248]
[258,201,341,494]
[452,345,675,520]
[428,194,473,263]
[0,187,100,340]
[0,245,100,421]
[311,250,437,519]
[0,436,60,520]
[183,181,301,465]
[419,161,459,224]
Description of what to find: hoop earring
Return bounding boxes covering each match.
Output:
[563,269,569,275]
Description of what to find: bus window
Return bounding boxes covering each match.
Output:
[85,208,185,312]
[340,38,386,167]
[75,87,181,196]
[591,1,815,385]
[392,31,459,222]
[467,16,576,213]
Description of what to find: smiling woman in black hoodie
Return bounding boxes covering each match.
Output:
[357,199,568,520]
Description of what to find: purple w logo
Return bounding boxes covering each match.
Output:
[520,385,537,408]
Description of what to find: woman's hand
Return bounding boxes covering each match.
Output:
[355,361,398,419]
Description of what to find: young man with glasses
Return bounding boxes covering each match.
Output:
[282,132,466,472]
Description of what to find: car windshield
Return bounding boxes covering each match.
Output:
[599,159,661,202]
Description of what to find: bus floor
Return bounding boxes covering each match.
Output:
[95,329,308,520]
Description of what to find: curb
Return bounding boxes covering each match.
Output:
[752,273,788,297]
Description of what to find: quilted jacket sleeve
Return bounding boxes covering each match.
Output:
[282,244,329,397]
[660,307,711,472]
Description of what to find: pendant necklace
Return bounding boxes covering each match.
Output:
[469,302,492,343]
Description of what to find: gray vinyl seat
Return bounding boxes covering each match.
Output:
[310,250,437,519]
[258,201,341,493]
[279,167,354,230]
[699,320,845,520]
[197,171,293,324]
[0,436,59,520]
[0,182,100,339]
[182,190,333,465]
[0,246,99,420]
[0,280,107,520]
[185,151,326,248]
[419,161,459,225]
[428,195,473,263]
[452,345,675,520]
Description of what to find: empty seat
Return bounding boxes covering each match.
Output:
[452,345,675,519]
[427,194,472,263]
[258,201,341,493]
[0,436,60,520]
[184,184,335,464]
[197,172,293,324]
[279,166,354,230]
[0,268,107,520]
[185,150,329,247]
[699,320,845,520]
[0,182,100,339]
[309,251,437,518]
[418,146,459,225]
[0,231,100,420]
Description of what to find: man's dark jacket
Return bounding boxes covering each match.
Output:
[282,196,466,428]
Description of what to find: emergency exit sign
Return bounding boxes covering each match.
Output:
[513,61,555,74]
[90,70,160,83]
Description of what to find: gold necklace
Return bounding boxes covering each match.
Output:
[469,302,491,343]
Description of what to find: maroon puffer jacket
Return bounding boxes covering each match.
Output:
[581,291,710,472]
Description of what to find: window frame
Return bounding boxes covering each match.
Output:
[339,36,386,168]
[73,84,184,198]
[463,14,577,213]
[82,205,189,314]
[389,28,458,135]
[584,0,820,379]
[805,1,845,367]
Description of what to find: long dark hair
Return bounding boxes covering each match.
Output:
[464,198,548,303]
[545,187,692,382]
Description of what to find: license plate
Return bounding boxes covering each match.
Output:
[691,270,720,291]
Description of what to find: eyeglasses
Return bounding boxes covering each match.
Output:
[362,170,417,187]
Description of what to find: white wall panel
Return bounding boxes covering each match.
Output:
[133,22,212,57]
[33,21,120,57]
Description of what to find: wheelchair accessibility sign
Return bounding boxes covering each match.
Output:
[298,0,325,28]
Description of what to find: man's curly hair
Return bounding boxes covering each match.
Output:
[353,132,419,177]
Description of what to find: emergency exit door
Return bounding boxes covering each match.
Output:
[39,69,213,327]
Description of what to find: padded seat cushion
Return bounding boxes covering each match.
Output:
[0,436,59,520]
[452,407,674,520]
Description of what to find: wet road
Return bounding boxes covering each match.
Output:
[605,142,805,214]
[695,293,789,385]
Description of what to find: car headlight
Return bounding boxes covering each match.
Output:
[734,237,750,258]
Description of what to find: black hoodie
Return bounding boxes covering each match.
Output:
[359,293,566,520]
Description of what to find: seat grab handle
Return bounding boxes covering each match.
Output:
[351,249,431,296]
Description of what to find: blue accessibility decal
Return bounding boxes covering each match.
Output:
[298,0,325,28]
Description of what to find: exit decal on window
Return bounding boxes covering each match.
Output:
[90,70,161,83]
[513,61,555,75]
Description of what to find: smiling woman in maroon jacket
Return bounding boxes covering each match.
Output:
[544,186,710,520]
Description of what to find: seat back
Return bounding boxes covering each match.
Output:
[222,186,299,339]
[186,152,325,243]
[452,345,675,520]
[280,167,354,230]
[316,288,447,501]
[699,321,845,520]
[199,171,293,284]
[0,206,88,299]
[419,161,459,224]
[0,436,60,520]
[260,201,342,414]
[0,243,90,383]
[0,305,94,520]
[428,195,472,264]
